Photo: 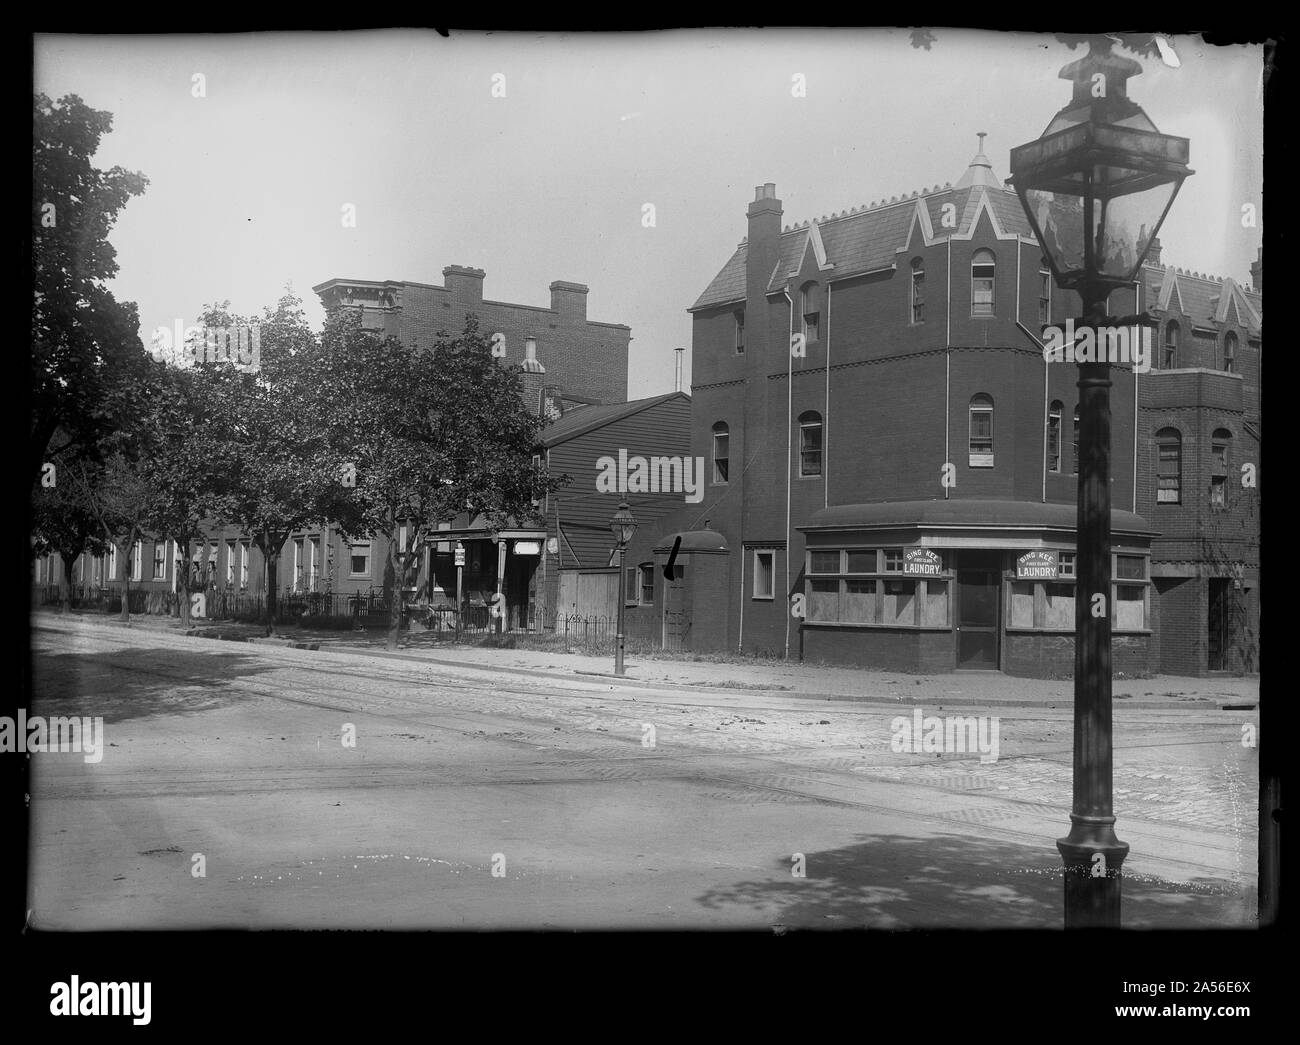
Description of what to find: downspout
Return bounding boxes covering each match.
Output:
[824,282,831,509]
[945,237,952,499]
[1133,278,1140,513]
[782,287,794,661]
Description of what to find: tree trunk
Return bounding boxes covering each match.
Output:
[177,538,192,627]
[261,531,285,636]
[120,538,131,624]
[386,541,402,651]
[60,555,73,615]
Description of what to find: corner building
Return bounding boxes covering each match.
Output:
[674,141,1184,677]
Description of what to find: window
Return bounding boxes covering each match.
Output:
[1071,407,1081,474]
[882,548,904,573]
[293,538,304,590]
[639,563,654,605]
[800,282,821,343]
[882,579,917,625]
[1156,428,1182,504]
[969,394,994,464]
[240,543,250,589]
[108,544,118,581]
[1115,555,1146,581]
[1058,552,1076,578]
[798,411,823,477]
[1043,583,1075,629]
[734,310,745,354]
[752,549,775,599]
[845,551,875,573]
[1222,331,1237,374]
[625,566,638,607]
[971,248,996,316]
[1038,262,1051,325]
[910,258,925,323]
[130,541,143,583]
[810,550,840,574]
[349,542,371,578]
[1114,585,1147,630]
[803,548,950,628]
[1211,428,1231,507]
[153,541,167,580]
[1047,400,1063,473]
[712,422,729,483]
[225,540,236,585]
[308,537,319,591]
[1164,322,1178,369]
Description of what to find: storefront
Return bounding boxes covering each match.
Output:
[796,499,1157,677]
[423,520,547,631]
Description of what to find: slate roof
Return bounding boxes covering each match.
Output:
[1140,264,1262,335]
[538,392,689,447]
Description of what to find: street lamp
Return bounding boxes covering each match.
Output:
[610,500,637,676]
[1010,37,1192,928]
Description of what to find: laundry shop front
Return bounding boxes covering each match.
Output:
[422,517,548,631]
[796,499,1158,677]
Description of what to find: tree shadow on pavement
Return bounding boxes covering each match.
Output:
[694,832,1253,930]
[31,645,279,725]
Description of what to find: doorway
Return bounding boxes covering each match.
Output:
[1208,578,1235,671]
[662,564,689,651]
[956,552,1001,669]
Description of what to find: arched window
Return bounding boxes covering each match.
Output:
[1072,406,1081,474]
[971,248,996,316]
[711,421,729,484]
[1156,428,1182,504]
[798,410,823,477]
[969,394,994,462]
[800,282,821,343]
[1047,400,1063,473]
[910,258,925,324]
[1211,428,1232,506]
[1164,321,1179,369]
[1222,331,1237,373]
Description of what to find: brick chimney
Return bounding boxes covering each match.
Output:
[1250,246,1262,291]
[746,182,782,314]
[1146,236,1162,267]
[549,280,588,320]
[443,265,485,304]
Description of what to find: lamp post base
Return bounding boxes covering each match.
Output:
[1058,816,1129,929]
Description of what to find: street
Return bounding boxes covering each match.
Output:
[27,618,1258,930]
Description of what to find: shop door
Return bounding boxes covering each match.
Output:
[1208,578,1231,671]
[957,568,1000,669]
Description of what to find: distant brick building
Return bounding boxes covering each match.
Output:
[632,138,1260,677]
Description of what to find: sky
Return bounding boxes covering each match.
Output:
[35,30,1263,401]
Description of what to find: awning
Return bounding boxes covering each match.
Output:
[798,499,1157,539]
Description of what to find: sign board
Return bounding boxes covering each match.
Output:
[513,540,541,556]
[903,548,943,576]
[1017,550,1058,579]
[454,543,466,567]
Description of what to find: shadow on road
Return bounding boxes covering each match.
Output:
[694,832,1251,929]
[31,643,278,725]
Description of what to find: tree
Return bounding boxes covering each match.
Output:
[202,291,337,633]
[32,440,110,615]
[32,93,151,486]
[315,314,559,650]
[908,30,1167,60]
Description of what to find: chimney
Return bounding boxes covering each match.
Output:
[1146,236,1162,267]
[674,346,684,392]
[549,280,588,319]
[746,183,782,320]
[1250,246,1262,291]
[443,265,485,304]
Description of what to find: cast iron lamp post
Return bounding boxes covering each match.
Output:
[1010,36,1192,928]
[610,500,638,676]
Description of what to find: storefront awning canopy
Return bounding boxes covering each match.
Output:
[652,529,730,555]
[426,514,545,542]
[798,499,1157,538]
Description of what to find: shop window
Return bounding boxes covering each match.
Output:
[969,394,994,465]
[1058,552,1076,578]
[921,580,949,627]
[971,248,996,316]
[1115,586,1146,631]
[752,549,775,599]
[911,258,925,323]
[1043,582,1075,629]
[1156,428,1182,504]
[882,578,916,625]
[845,550,875,573]
[882,548,904,573]
[1115,555,1146,581]
[843,578,877,623]
[808,578,839,621]
[809,550,840,574]
[1010,582,1035,628]
[1047,401,1063,473]
[712,422,729,484]
[798,411,823,477]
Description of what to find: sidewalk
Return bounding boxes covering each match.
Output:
[32,610,1260,710]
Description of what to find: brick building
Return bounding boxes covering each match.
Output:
[633,139,1259,677]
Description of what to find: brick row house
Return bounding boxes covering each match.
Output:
[632,138,1259,677]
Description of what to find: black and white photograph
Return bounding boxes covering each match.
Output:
[24,25,1271,979]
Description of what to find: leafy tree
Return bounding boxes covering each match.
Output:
[314,313,560,649]
[32,441,110,614]
[32,93,150,486]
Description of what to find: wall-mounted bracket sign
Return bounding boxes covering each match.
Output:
[903,548,943,576]
[1017,550,1058,579]
[513,541,541,556]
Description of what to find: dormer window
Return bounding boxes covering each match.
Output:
[1222,331,1237,374]
[1164,321,1179,369]
[800,282,821,343]
[971,249,996,316]
[910,258,925,324]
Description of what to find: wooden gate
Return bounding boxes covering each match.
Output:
[662,564,689,651]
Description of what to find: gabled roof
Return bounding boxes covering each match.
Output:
[691,182,1035,312]
[1142,265,1262,336]
[538,391,689,447]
